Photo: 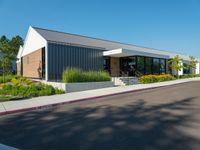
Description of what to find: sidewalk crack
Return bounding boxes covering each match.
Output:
[1,103,7,112]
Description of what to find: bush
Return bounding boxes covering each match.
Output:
[0,74,14,83]
[11,76,32,86]
[139,74,175,84]
[179,74,200,79]
[62,68,111,83]
[0,83,64,97]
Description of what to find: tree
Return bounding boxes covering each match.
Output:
[168,55,183,78]
[9,36,23,55]
[0,57,12,73]
[187,56,198,74]
[0,35,23,75]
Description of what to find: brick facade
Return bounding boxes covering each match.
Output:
[16,62,21,75]
[22,49,43,79]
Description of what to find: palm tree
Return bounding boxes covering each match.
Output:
[168,55,183,78]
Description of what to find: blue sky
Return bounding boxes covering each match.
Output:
[0,0,200,58]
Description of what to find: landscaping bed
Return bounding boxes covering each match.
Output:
[62,68,111,83]
[139,74,175,84]
[179,74,200,79]
[59,68,114,92]
[139,74,200,84]
[0,76,64,101]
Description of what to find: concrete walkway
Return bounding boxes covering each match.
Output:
[0,78,200,115]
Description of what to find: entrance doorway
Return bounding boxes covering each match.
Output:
[120,57,136,76]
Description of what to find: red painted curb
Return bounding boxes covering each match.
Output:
[0,82,189,116]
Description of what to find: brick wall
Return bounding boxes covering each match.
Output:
[16,62,21,75]
[22,49,42,78]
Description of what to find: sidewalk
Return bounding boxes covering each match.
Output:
[1,78,200,115]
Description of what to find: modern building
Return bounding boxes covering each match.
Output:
[17,26,200,81]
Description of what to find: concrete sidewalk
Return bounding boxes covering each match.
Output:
[1,78,200,115]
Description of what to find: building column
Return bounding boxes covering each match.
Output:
[178,61,183,75]
[190,62,199,74]
[178,61,183,76]
[110,57,120,77]
[195,62,200,74]
[45,44,48,81]
[16,61,21,75]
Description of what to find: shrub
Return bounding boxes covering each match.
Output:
[62,68,111,83]
[179,74,200,79]
[0,74,14,83]
[62,68,83,83]
[139,74,175,84]
[0,83,64,97]
[11,76,32,86]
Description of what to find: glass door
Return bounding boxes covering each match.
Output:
[120,57,136,76]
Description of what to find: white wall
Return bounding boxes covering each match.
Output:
[196,63,200,74]
[178,61,183,75]
[172,61,183,76]
[16,45,23,63]
[42,81,114,93]
[21,26,47,57]
[21,26,48,81]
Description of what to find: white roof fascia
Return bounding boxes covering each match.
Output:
[103,48,170,59]
[21,26,47,57]
[16,45,23,63]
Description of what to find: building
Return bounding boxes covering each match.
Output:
[16,46,23,75]
[17,26,200,81]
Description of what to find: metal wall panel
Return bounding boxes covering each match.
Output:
[48,42,104,81]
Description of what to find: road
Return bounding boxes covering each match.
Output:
[0,81,200,150]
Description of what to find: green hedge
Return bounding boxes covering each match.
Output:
[139,74,175,84]
[0,83,64,97]
[62,68,111,83]
[179,74,200,79]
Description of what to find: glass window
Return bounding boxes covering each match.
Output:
[183,63,190,74]
[153,58,160,74]
[160,59,166,74]
[137,56,145,74]
[167,59,172,74]
[103,57,110,73]
[120,57,136,76]
[128,57,136,76]
[145,57,152,74]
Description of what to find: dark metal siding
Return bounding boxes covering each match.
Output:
[48,42,104,81]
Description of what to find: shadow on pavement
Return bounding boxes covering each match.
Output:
[0,96,200,150]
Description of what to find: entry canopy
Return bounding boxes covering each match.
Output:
[103,48,170,59]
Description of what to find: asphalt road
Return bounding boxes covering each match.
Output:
[0,81,200,150]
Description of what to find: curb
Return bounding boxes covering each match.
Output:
[0,81,196,116]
